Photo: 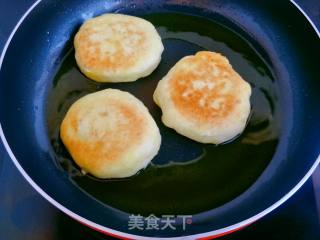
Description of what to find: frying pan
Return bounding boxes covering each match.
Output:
[0,0,319,239]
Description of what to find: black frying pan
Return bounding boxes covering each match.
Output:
[0,0,319,239]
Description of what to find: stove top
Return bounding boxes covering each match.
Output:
[0,0,319,239]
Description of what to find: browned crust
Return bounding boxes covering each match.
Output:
[169,51,249,124]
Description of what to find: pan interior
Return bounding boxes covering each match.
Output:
[47,12,280,215]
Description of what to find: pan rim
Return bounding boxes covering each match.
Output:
[0,0,319,239]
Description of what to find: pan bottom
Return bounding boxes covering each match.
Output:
[47,12,280,215]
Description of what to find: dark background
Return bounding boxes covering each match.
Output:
[0,0,319,239]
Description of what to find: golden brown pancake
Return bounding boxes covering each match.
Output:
[154,51,251,144]
[60,89,161,178]
[74,13,163,82]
